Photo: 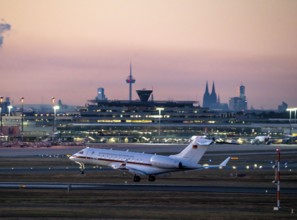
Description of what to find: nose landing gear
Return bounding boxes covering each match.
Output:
[75,161,85,174]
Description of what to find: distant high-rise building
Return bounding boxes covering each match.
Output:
[229,84,247,111]
[278,101,288,112]
[96,88,107,101]
[240,85,245,99]
[229,97,244,111]
[0,97,11,114]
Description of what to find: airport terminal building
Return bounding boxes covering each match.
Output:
[0,89,294,144]
[59,90,281,143]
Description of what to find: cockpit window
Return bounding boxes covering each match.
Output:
[79,151,84,154]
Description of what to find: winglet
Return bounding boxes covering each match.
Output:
[220,157,231,167]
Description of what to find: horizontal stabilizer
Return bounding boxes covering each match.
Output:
[220,157,231,167]
[202,157,231,169]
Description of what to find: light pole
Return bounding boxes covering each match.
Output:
[53,105,60,133]
[287,108,297,121]
[286,107,297,134]
[8,105,13,117]
[20,97,24,136]
[51,97,55,106]
[156,107,164,136]
[7,105,13,141]
[51,97,56,134]
[0,96,3,133]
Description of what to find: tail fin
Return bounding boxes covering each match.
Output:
[171,136,213,163]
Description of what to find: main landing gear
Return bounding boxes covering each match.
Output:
[148,175,156,182]
[133,175,156,182]
[133,175,141,182]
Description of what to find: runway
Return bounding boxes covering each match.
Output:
[1,144,296,195]
[1,144,296,219]
[1,182,297,194]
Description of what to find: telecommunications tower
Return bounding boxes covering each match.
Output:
[126,63,136,101]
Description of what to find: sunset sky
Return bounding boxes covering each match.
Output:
[0,0,297,109]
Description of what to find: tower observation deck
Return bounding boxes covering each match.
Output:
[126,63,136,101]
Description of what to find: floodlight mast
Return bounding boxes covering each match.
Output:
[156,107,164,136]
[0,96,3,133]
[20,97,25,139]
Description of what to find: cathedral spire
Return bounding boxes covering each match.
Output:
[203,81,210,108]
[210,81,217,106]
[205,81,209,95]
[211,81,216,96]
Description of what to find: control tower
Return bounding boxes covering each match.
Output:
[126,63,136,101]
[137,89,153,102]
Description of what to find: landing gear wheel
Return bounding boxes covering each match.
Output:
[133,175,141,182]
[80,163,85,175]
[148,175,156,182]
[75,162,85,175]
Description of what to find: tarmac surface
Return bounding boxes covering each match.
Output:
[1,143,297,219]
[0,143,296,192]
[1,143,297,172]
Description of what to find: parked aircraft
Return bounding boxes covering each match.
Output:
[69,136,230,182]
[250,135,271,145]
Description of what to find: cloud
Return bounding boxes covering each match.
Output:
[0,22,11,47]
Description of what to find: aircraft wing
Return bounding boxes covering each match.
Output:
[124,165,148,176]
[110,162,148,176]
[110,162,126,170]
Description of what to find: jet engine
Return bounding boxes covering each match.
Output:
[150,155,182,169]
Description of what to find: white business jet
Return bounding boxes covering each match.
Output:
[69,136,230,182]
